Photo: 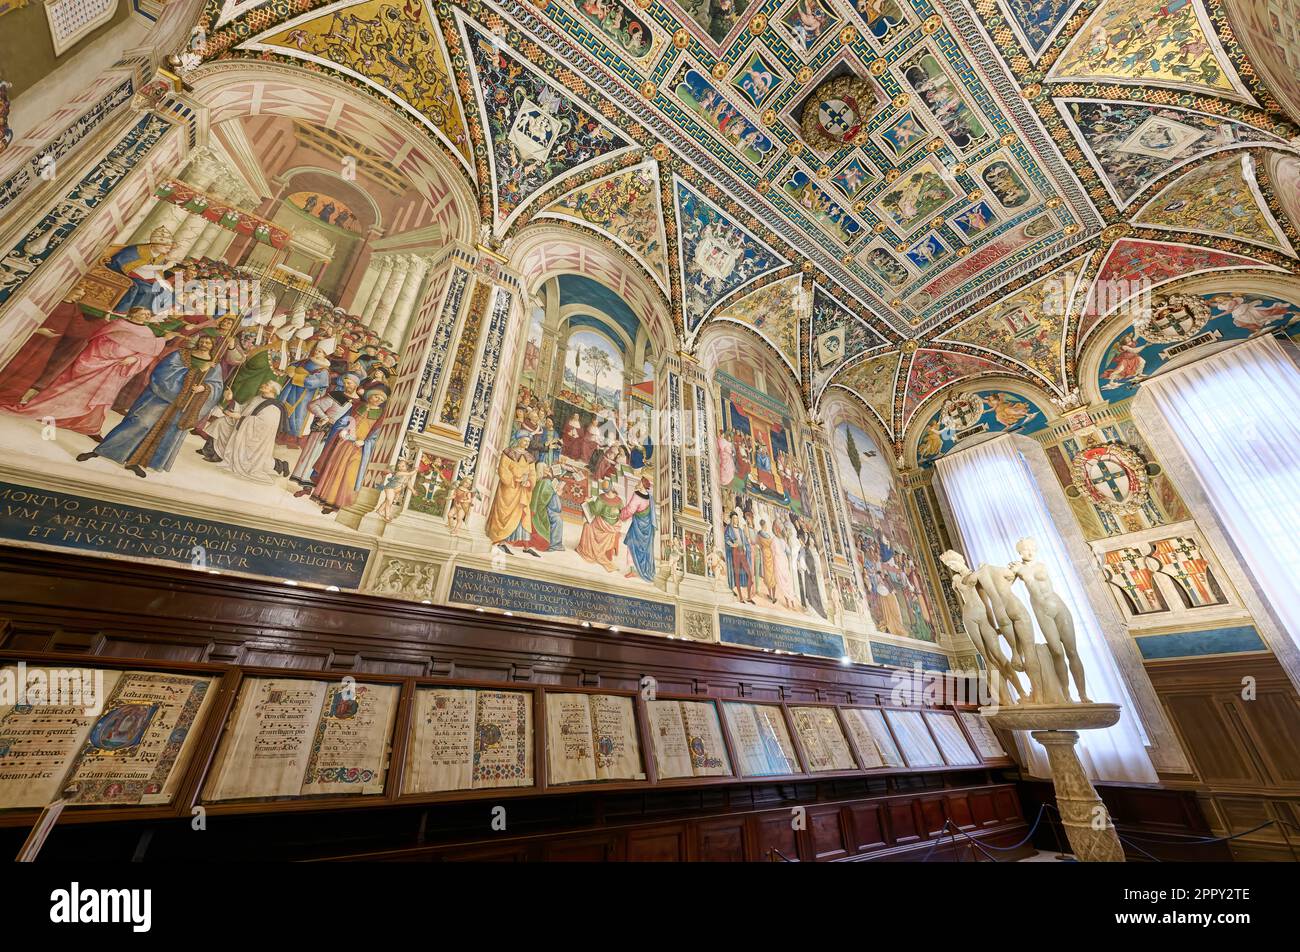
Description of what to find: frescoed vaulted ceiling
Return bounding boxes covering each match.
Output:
[190,0,1300,449]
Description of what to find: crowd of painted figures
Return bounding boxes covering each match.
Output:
[716,428,829,619]
[0,227,400,515]
[485,383,657,583]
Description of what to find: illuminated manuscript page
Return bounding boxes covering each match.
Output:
[790,707,855,772]
[301,682,398,796]
[928,712,980,766]
[959,711,1007,760]
[646,700,693,780]
[753,705,801,775]
[203,678,327,801]
[403,687,475,794]
[723,703,779,777]
[679,701,731,777]
[63,671,216,805]
[545,693,596,784]
[839,708,887,769]
[0,666,122,808]
[885,709,944,768]
[860,708,905,767]
[472,690,532,789]
[590,694,643,781]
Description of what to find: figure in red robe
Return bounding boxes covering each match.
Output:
[3,307,172,435]
[0,285,104,406]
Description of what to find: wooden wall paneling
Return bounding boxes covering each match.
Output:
[807,804,852,861]
[943,791,977,831]
[968,788,1000,828]
[887,799,922,846]
[750,807,804,861]
[541,832,625,862]
[692,815,749,861]
[625,824,688,861]
[0,547,1045,861]
[846,801,889,853]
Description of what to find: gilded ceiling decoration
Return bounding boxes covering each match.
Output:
[192,0,1300,451]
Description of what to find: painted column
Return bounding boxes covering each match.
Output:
[349,258,383,319]
[131,147,223,244]
[340,226,383,310]
[384,255,432,350]
[358,255,395,323]
[368,255,410,334]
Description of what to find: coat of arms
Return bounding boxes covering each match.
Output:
[508,87,570,165]
[939,391,986,434]
[801,76,879,152]
[1133,293,1211,343]
[693,221,742,281]
[1069,440,1151,514]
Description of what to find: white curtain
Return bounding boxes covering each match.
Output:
[936,437,1158,783]
[1145,335,1300,649]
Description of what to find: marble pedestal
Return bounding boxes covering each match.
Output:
[982,703,1125,863]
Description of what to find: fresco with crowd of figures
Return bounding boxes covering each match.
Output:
[832,423,938,642]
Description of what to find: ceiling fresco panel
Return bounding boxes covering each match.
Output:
[1133,153,1295,256]
[1047,0,1255,103]
[459,13,639,233]
[1056,98,1287,209]
[104,0,1300,422]
[541,164,672,290]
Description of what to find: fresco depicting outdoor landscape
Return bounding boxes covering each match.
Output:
[2,0,1299,669]
[485,277,657,585]
[832,423,937,641]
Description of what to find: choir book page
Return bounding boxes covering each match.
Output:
[721,702,768,776]
[679,701,730,777]
[203,678,328,801]
[789,707,855,772]
[927,711,980,766]
[589,694,643,781]
[959,711,1007,760]
[646,700,693,779]
[885,709,944,767]
[404,688,534,793]
[63,671,217,805]
[404,687,476,794]
[753,705,801,775]
[724,703,799,776]
[839,708,886,769]
[301,682,399,796]
[471,690,533,789]
[860,708,905,768]
[545,693,596,784]
[0,666,123,809]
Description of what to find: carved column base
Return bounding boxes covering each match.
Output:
[1031,729,1125,863]
[983,702,1126,863]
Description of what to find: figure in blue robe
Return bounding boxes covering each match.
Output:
[91,343,223,476]
[105,241,175,315]
[276,353,331,443]
[621,483,655,583]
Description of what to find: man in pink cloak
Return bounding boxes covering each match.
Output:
[3,306,171,436]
